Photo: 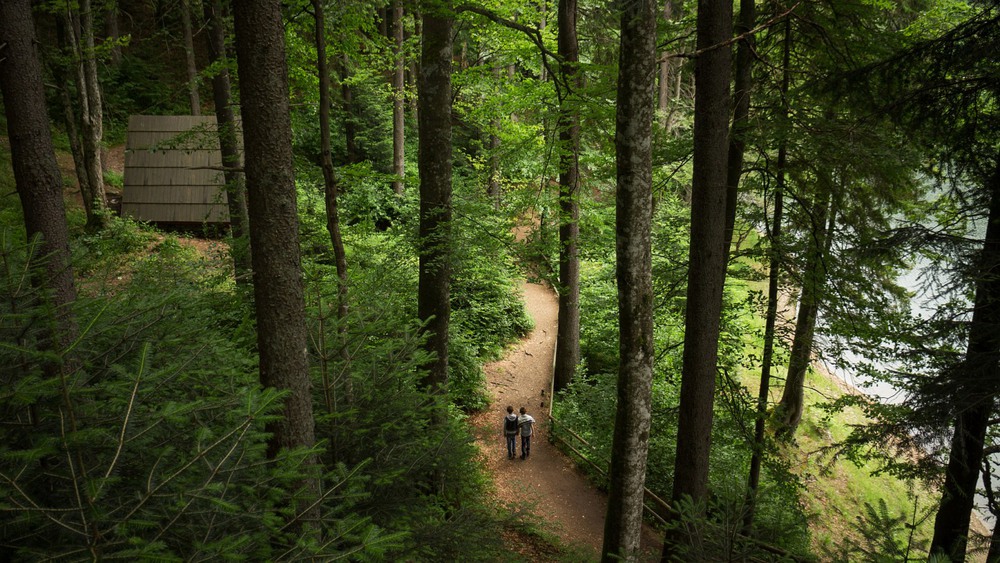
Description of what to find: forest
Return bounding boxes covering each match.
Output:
[1,0,999,560]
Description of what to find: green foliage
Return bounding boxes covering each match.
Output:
[822,497,933,562]
[554,193,815,556]
[662,495,802,562]
[0,235,392,560]
[73,214,158,276]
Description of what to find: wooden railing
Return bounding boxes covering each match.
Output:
[546,413,807,562]
[547,414,672,527]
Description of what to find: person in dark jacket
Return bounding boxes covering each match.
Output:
[502,405,519,460]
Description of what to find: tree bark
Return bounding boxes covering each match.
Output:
[989,514,1000,563]
[65,12,92,209]
[722,0,755,254]
[488,66,501,208]
[232,0,319,527]
[76,0,109,230]
[104,0,122,67]
[553,0,581,393]
[601,0,656,559]
[663,0,732,557]
[0,0,80,374]
[49,22,91,205]
[340,55,359,164]
[930,162,1000,561]
[776,190,834,437]
[181,0,201,115]
[744,15,791,535]
[410,13,421,122]
[657,0,673,130]
[538,0,547,82]
[392,0,406,194]
[417,1,453,392]
[312,0,350,368]
[203,0,252,287]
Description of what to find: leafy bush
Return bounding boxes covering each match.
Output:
[103,169,124,190]
[73,214,158,276]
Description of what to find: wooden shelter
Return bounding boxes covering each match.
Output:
[122,115,241,224]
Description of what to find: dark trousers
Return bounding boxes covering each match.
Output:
[506,434,517,458]
[520,435,531,458]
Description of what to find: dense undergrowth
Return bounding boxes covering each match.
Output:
[0,127,549,559]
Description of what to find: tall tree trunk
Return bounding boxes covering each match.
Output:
[417,1,453,392]
[930,162,1000,561]
[232,0,319,528]
[181,0,201,115]
[104,0,122,67]
[989,515,1000,563]
[776,190,835,437]
[392,0,406,194]
[743,15,791,535]
[538,0,547,82]
[487,65,502,207]
[663,0,732,557]
[553,0,580,393]
[377,6,389,38]
[77,0,109,230]
[601,0,656,559]
[203,0,251,286]
[63,12,98,216]
[657,0,673,130]
[312,0,350,371]
[0,0,81,370]
[487,126,501,206]
[409,13,421,121]
[722,0,755,253]
[340,55,359,164]
[50,22,91,204]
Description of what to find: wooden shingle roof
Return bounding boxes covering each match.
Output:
[122,115,241,224]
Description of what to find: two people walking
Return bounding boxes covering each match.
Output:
[503,406,535,460]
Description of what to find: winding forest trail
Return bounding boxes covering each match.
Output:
[469,278,662,561]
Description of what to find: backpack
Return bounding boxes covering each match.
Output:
[504,415,518,435]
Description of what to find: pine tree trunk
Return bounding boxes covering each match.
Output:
[930,163,1000,561]
[601,0,656,559]
[77,0,108,230]
[776,190,834,437]
[487,65,501,208]
[744,15,791,535]
[538,0,547,82]
[657,0,673,130]
[181,0,201,115]
[417,2,453,392]
[988,507,1000,563]
[553,0,581,393]
[340,55,359,164]
[0,0,80,374]
[232,0,319,528]
[49,23,91,204]
[63,13,97,217]
[409,13,421,122]
[104,0,121,67]
[312,0,350,375]
[723,0,755,253]
[663,0,732,557]
[392,1,406,194]
[203,0,252,287]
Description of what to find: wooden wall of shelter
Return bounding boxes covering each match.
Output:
[122,115,241,224]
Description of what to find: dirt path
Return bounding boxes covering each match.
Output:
[470,279,661,561]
